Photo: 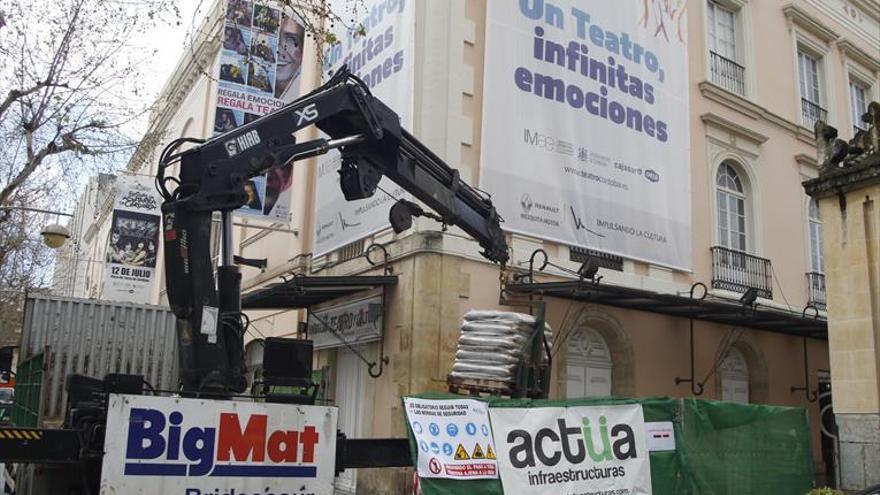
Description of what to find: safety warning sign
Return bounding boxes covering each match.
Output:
[404,397,498,480]
[455,444,470,460]
[472,443,485,459]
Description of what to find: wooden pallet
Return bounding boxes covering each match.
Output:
[447,375,513,397]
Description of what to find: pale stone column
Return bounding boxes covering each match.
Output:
[804,105,880,491]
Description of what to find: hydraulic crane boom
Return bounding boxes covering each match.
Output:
[157,68,508,394]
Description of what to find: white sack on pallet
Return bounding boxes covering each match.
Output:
[449,310,552,384]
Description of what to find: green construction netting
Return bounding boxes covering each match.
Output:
[404,394,813,495]
[678,398,814,495]
[11,352,43,427]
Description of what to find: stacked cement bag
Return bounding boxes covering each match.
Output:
[450,310,552,383]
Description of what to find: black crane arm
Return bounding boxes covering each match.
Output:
[157,68,508,394]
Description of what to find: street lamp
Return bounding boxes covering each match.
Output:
[40,223,71,248]
[0,206,74,249]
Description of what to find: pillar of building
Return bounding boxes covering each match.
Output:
[804,102,880,491]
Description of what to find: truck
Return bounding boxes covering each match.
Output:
[0,66,527,494]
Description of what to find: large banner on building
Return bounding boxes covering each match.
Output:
[216,0,306,221]
[102,175,162,303]
[489,404,652,495]
[313,0,414,257]
[100,394,338,494]
[480,1,691,270]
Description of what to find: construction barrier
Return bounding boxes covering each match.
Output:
[10,353,43,428]
[404,394,813,495]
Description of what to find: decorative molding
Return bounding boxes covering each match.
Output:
[805,0,880,47]
[701,113,769,145]
[698,81,762,120]
[706,134,760,159]
[714,0,750,10]
[125,2,225,173]
[783,4,840,44]
[795,153,820,169]
[795,126,818,146]
[698,81,812,145]
[837,38,880,74]
[850,0,880,21]
[763,107,809,136]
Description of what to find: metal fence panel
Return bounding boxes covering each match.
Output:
[19,294,178,422]
[10,353,44,427]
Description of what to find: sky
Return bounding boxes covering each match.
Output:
[49,1,211,222]
[132,1,212,116]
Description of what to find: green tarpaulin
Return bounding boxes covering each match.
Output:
[405,394,813,495]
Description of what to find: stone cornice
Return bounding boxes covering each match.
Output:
[701,112,769,144]
[698,81,816,145]
[698,81,762,119]
[851,0,880,22]
[126,1,224,173]
[796,152,820,169]
[783,4,841,44]
[803,154,880,197]
[837,38,880,74]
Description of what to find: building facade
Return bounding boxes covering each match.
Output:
[805,103,880,491]
[55,0,880,492]
[51,173,117,299]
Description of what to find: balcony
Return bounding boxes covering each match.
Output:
[710,246,773,299]
[801,98,828,129]
[806,272,826,310]
[710,51,746,96]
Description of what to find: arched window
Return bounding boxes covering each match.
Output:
[809,198,823,273]
[719,347,749,403]
[566,329,612,398]
[716,162,747,252]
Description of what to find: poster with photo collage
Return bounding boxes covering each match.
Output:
[215,0,305,221]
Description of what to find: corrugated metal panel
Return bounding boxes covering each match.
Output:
[20,294,178,422]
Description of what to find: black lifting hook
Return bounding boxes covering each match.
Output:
[674,282,707,396]
[790,306,819,402]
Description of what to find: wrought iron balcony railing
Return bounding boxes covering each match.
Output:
[710,51,746,96]
[806,271,826,310]
[801,98,828,129]
[710,246,773,299]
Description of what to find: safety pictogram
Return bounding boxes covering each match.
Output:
[486,444,496,460]
[428,457,442,475]
[472,443,485,459]
[454,443,470,460]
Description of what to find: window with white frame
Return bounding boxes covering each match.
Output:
[716,162,748,252]
[807,197,826,308]
[850,78,869,134]
[798,49,827,129]
[707,1,745,95]
[808,198,823,273]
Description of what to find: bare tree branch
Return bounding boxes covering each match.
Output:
[0,0,178,301]
[0,81,69,121]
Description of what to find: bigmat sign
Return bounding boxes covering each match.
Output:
[489,404,652,495]
[480,0,691,270]
[100,395,338,495]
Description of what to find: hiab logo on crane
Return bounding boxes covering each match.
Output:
[124,408,322,478]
